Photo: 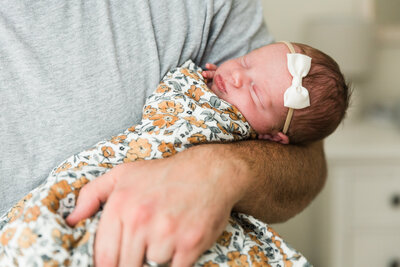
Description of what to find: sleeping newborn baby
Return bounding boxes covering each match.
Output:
[0,41,349,266]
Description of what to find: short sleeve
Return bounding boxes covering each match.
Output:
[198,0,274,66]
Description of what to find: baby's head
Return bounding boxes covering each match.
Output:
[209,42,350,144]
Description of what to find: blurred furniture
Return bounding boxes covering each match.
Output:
[317,120,400,267]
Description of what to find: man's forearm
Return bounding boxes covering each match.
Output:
[192,140,327,224]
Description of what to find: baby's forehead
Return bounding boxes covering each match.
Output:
[246,44,289,71]
[251,43,289,55]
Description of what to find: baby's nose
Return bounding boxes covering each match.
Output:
[232,70,243,88]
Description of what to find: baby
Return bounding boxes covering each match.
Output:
[0,41,348,267]
[203,41,349,144]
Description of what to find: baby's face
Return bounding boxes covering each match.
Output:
[210,43,292,135]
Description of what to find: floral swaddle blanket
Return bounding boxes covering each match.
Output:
[0,60,310,267]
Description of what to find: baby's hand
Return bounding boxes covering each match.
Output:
[202,63,218,80]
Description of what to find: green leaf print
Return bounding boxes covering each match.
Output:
[209,126,221,134]
[200,110,212,117]
[145,126,156,132]
[168,81,182,92]
[209,96,221,108]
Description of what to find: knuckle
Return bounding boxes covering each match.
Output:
[181,229,204,251]
[123,201,154,229]
[157,216,176,237]
[112,163,127,176]
[104,193,124,214]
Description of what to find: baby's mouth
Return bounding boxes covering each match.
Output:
[214,74,226,94]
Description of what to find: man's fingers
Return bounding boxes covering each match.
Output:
[94,200,123,267]
[118,225,146,267]
[66,169,116,225]
[145,221,175,266]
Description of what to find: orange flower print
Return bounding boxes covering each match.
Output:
[55,162,72,173]
[248,246,270,267]
[227,251,249,267]
[124,138,152,162]
[223,106,246,122]
[128,125,136,132]
[200,102,222,114]
[188,102,196,111]
[23,206,41,223]
[102,146,115,158]
[42,192,59,213]
[185,85,204,101]
[43,259,59,267]
[181,68,202,81]
[217,122,229,135]
[184,116,207,128]
[50,180,72,199]
[217,231,232,247]
[99,162,114,169]
[249,234,263,246]
[52,229,75,250]
[71,176,90,190]
[73,161,88,170]
[111,134,127,144]
[143,106,157,119]
[150,114,178,129]
[7,205,23,223]
[1,227,16,246]
[158,141,177,158]
[18,227,37,249]
[187,133,207,144]
[158,101,184,115]
[156,82,171,93]
[203,261,219,267]
[270,234,293,267]
[7,193,33,222]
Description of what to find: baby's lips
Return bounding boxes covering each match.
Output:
[214,74,226,93]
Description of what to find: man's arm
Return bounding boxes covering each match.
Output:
[220,140,327,223]
[180,140,326,224]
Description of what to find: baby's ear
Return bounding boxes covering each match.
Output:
[258,132,289,144]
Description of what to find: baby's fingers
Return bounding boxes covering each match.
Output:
[205,63,217,70]
[202,70,216,79]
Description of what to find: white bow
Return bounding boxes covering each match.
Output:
[284,53,312,109]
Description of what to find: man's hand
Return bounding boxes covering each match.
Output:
[66,146,240,267]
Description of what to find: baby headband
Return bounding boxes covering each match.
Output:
[280,41,312,134]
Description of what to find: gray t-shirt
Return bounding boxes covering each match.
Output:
[0,0,273,216]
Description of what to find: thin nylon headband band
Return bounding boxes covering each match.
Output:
[280,41,295,134]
